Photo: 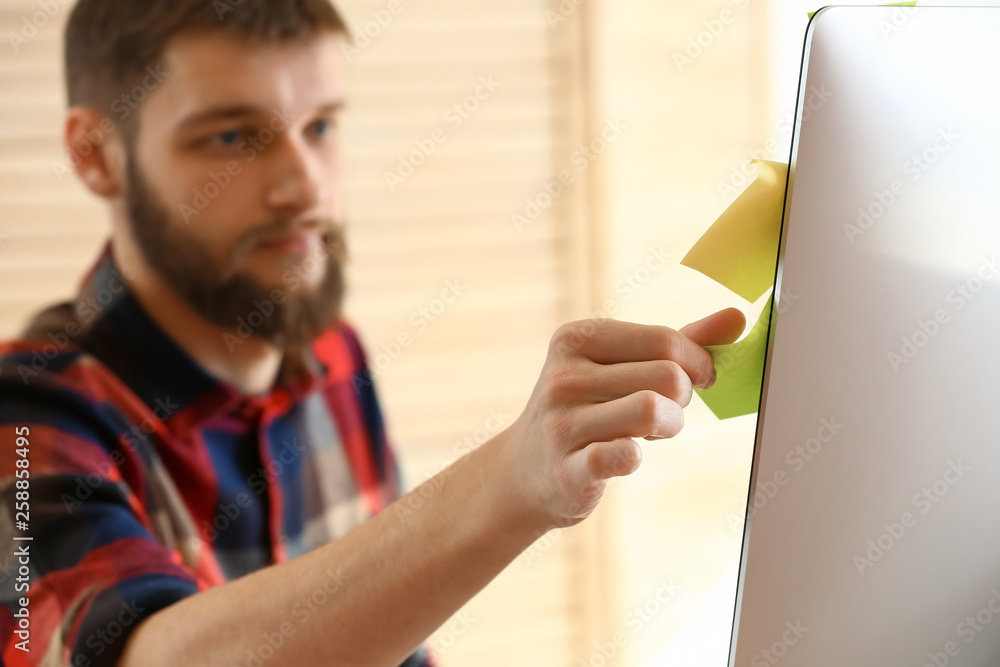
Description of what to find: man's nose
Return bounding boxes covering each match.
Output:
[263,135,327,214]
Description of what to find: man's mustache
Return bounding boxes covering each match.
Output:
[223,218,347,276]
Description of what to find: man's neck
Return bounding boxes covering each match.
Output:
[113,240,284,397]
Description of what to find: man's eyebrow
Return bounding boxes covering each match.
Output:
[174,100,347,132]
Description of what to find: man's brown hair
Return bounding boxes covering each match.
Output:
[64,0,348,139]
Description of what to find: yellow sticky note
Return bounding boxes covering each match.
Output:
[681,160,787,303]
[683,159,788,419]
[695,295,774,420]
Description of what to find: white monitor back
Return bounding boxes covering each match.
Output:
[730,6,1000,666]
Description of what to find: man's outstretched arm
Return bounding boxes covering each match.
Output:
[120,309,746,667]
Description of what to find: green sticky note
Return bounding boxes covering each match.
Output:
[682,159,786,419]
[809,1,916,20]
[695,295,774,420]
[681,160,786,303]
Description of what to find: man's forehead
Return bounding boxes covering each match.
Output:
[152,29,346,127]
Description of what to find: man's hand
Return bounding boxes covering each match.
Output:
[501,308,747,533]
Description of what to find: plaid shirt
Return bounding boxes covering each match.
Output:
[0,242,435,667]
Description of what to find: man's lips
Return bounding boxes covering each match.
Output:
[256,229,322,254]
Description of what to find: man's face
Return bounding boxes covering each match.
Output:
[122,29,348,348]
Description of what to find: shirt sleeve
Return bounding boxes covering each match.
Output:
[0,386,201,667]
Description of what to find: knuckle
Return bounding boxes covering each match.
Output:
[547,365,579,397]
[542,364,585,406]
[550,319,598,354]
[633,390,684,437]
[550,323,579,355]
[576,318,599,337]
[550,323,573,347]
[634,390,662,429]
[657,327,684,361]
[659,360,693,405]
[658,358,682,381]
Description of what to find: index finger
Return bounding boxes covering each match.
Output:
[552,319,716,388]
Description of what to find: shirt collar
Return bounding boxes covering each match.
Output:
[64,240,326,423]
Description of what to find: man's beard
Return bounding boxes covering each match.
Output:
[123,155,347,350]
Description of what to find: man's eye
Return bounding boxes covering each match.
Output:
[214,130,243,146]
[310,119,332,137]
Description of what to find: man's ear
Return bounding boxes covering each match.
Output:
[65,107,127,199]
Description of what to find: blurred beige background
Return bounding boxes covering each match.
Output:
[1,0,976,665]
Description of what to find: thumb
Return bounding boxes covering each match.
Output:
[563,438,643,491]
[679,307,747,347]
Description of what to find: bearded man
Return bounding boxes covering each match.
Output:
[0,1,744,665]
